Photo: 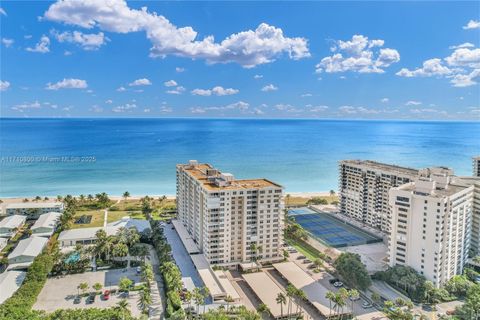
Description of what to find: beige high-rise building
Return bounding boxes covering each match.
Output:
[473,156,480,177]
[388,168,475,287]
[176,160,284,266]
[339,160,418,232]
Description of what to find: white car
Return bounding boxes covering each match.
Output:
[362,302,373,309]
[333,281,343,287]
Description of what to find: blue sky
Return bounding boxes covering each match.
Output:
[1,1,479,119]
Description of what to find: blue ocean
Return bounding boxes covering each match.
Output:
[0,118,479,197]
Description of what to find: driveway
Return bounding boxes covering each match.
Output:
[34,268,143,317]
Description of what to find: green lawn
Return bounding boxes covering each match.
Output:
[107,210,141,222]
[286,237,323,261]
[71,210,105,228]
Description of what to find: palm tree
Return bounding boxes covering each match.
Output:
[87,194,94,202]
[193,287,203,315]
[116,299,129,320]
[330,190,336,197]
[93,282,102,294]
[119,277,133,295]
[256,303,270,317]
[326,291,335,317]
[295,289,307,315]
[78,282,89,295]
[286,284,296,316]
[138,286,152,315]
[225,295,234,313]
[348,289,359,316]
[123,191,130,201]
[276,292,286,318]
[336,288,348,319]
[79,194,86,204]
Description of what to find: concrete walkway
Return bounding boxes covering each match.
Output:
[148,245,165,319]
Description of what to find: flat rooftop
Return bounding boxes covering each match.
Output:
[340,159,419,176]
[178,163,282,191]
[6,202,63,209]
[171,220,200,254]
[242,272,287,319]
[398,179,471,198]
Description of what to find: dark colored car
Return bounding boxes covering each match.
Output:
[86,293,96,304]
[73,296,81,304]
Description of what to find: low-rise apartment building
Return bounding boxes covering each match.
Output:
[6,202,64,219]
[388,168,474,287]
[176,160,284,267]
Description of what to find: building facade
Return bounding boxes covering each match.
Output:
[6,202,64,218]
[388,168,474,287]
[176,160,284,266]
[339,160,418,232]
[474,156,480,177]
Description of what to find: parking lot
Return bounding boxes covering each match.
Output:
[33,268,144,316]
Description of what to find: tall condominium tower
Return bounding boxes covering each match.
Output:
[339,160,418,232]
[176,160,284,266]
[473,156,480,177]
[388,168,474,287]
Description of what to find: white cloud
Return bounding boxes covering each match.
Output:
[26,35,50,53]
[166,86,185,95]
[11,101,41,111]
[339,105,380,114]
[164,80,177,87]
[261,84,278,92]
[191,86,239,96]
[0,8,6,16]
[129,78,152,86]
[309,105,329,112]
[316,35,400,74]
[301,93,312,97]
[44,0,310,68]
[175,67,185,73]
[274,104,302,113]
[105,99,113,104]
[46,78,88,90]
[160,105,173,113]
[190,101,250,114]
[51,30,107,50]
[90,105,103,113]
[144,108,151,113]
[405,100,421,106]
[117,86,126,92]
[2,38,14,48]
[397,46,480,87]
[381,98,389,103]
[463,20,480,30]
[112,103,137,113]
[450,69,480,87]
[449,43,475,50]
[64,50,73,56]
[254,74,263,79]
[0,80,10,91]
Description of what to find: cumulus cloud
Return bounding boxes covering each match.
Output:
[43,0,310,68]
[46,78,88,90]
[166,86,185,95]
[0,80,10,91]
[2,38,14,48]
[463,20,480,30]
[164,80,177,87]
[90,105,103,113]
[112,103,137,113]
[449,43,475,50]
[175,67,185,73]
[105,99,113,104]
[254,74,263,79]
[405,100,421,106]
[309,105,329,112]
[191,86,239,96]
[129,78,152,86]
[51,30,107,50]
[117,86,126,92]
[339,105,380,114]
[26,35,50,53]
[11,101,41,111]
[301,93,312,97]
[190,101,249,114]
[381,98,389,103]
[316,35,400,74]
[397,46,480,87]
[261,84,278,92]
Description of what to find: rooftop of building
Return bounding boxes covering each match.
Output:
[340,159,419,176]
[474,155,480,160]
[6,202,63,209]
[8,237,48,259]
[0,215,26,229]
[31,212,61,230]
[397,177,472,198]
[177,161,282,191]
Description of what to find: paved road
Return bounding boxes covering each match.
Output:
[147,245,165,319]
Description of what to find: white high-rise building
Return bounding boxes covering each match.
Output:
[473,156,480,177]
[176,160,284,266]
[339,160,418,232]
[388,168,475,287]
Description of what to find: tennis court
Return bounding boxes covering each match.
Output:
[289,207,381,248]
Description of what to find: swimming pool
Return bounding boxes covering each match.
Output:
[289,207,382,248]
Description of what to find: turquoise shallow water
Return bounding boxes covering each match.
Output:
[0,118,479,197]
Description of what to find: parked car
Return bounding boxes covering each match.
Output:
[86,293,96,304]
[136,266,142,274]
[303,259,311,264]
[73,296,81,304]
[333,281,343,287]
[349,295,360,301]
[297,255,306,260]
[362,302,373,309]
[103,290,110,300]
